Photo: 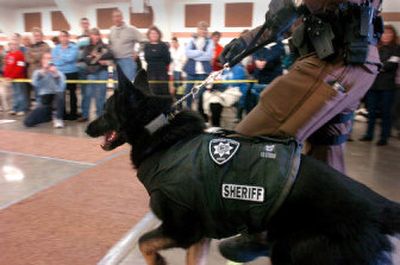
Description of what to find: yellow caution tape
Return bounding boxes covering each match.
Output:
[9,79,258,85]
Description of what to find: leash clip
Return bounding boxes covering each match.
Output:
[173,65,229,108]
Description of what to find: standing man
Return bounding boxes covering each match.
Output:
[77,17,91,122]
[109,9,146,81]
[183,21,214,118]
[52,30,79,120]
[219,0,384,262]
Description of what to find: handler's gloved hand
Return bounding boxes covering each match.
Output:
[220,38,247,66]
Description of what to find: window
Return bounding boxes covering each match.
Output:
[225,3,253,27]
[24,13,42,32]
[185,4,211,27]
[51,11,70,31]
[130,6,154,28]
[97,8,118,29]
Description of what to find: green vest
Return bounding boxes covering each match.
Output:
[138,131,301,239]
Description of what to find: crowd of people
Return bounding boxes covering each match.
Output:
[0,9,399,146]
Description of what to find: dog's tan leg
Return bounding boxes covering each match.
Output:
[139,228,177,265]
[186,238,211,265]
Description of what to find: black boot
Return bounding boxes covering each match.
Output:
[219,233,270,263]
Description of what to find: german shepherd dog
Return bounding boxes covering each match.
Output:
[86,68,400,265]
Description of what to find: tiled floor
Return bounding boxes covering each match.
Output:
[0,111,399,265]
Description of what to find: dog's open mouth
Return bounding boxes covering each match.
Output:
[101,131,119,151]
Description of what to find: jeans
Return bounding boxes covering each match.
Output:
[173,71,182,89]
[12,82,28,112]
[116,58,137,81]
[64,72,79,118]
[185,74,208,114]
[24,93,64,127]
[365,89,396,141]
[83,70,108,119]
[33,85,40,104]
[78,69,88,118]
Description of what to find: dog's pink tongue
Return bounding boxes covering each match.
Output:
[106,131,117,142]
[100,131,117,150]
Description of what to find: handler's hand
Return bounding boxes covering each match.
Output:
[220,38,247,66]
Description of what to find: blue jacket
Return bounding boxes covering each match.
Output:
[32,69,66,95]
[222,64,248,108]
[52,43,79,74]
[184,37,214,75]
[253,42,284,84]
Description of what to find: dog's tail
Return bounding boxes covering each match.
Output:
[381,201,400,235]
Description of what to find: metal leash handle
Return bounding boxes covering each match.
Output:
[172,64,230,108]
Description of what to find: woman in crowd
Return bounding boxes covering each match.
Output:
[360,25,400,146]
[143,26,171,95]
[52,30,79,120]
[79,28,114,122]
[169,37,186,107]
[24,52,66,128]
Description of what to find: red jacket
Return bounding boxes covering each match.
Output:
[4,50,26,79]
[212,43,224,71]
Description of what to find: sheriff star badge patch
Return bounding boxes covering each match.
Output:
[209,138,240,165]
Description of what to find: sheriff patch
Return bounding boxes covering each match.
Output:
[209,138,240,165]
[222,184,265,203]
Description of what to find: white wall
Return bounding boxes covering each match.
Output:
[0,0,399,44]
[0,7,17,34]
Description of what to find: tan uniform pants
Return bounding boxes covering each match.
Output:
[235,53,378,173]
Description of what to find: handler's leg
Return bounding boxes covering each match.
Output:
[235,54,377,170]
[307,110,355,173]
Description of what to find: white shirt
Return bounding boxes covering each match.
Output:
[169,45,186,74]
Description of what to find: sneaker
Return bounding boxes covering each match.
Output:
[219,233,270,263]
[53,119,64,128]
[8,110,16,115]
[16,111,25,116]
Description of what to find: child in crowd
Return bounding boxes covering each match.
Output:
[4,40,27,116]
[24,52,66,128]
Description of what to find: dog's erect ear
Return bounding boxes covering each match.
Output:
[116,65,147,103]
[133,69,150,92]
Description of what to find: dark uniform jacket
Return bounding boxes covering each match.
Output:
[138,132,301,238]
[242,0,382,66]
[82,41,114,74]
